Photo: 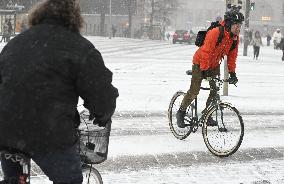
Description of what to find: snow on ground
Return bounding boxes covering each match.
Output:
[1,36,283,114]
[1,36,284,184]
[81,36,284,116]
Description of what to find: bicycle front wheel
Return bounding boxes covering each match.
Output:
[82,165,103,184]
[168,91,192,140]
[202,102,244,157]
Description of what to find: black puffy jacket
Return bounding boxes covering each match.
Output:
[0,18,118,155]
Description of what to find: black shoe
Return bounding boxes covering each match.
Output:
[207,116,218,126]
[176,109,186,128]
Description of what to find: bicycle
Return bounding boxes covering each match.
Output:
[0,110,104,184]
[168,70,244,157]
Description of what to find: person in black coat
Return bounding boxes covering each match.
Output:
[266,33,271,46]
[280,38,284,61]
[0,0,118,183]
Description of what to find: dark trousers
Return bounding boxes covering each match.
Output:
[253,45,260,59]
[1,145,83,184]
[181,64,219,110]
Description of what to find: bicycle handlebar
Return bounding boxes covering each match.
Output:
[186,70,237,87]
[185,70,193,75]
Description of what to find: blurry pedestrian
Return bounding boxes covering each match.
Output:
[248,29,253,44]
[0,21,9,43]
[166,32,170,40]
[273,28,282,50]
[251,31,263,60]
[266,33,271,46]
[123,27,129,37]
[6,19,13,42]
[280,38,284,61]
[111,25,117,37]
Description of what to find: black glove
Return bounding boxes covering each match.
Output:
[201,70,212,79]
[93,118,111,127]
[228,72,238,85]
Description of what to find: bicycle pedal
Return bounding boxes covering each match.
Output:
[218,127,228,132]
[198,123,202,127]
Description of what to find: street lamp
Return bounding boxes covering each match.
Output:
[243,0,250,56]
[223,0,230,96]
[109,0,112,39]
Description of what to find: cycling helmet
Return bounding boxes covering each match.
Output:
[224,10,244,30]
[224,10,244,24]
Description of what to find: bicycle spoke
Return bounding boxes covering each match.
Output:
[82,166,103,184]
[202,103,244,157]
[168,91,192,140]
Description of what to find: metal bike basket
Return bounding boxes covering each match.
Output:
[79,111,111,164]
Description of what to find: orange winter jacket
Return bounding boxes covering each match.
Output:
[193,23,239,73]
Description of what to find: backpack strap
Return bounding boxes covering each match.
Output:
[230,40,238,51]
[217,26,238,51]
[216,26,224,46]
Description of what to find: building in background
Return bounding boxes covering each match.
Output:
[172,0,284,36]
[80,0,142,37]
[249,0,284,35]
[0,0,26,35]
[172,0,225,32]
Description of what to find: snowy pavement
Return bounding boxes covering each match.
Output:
[1,37,284,183]
[101,159,284,184]
[89,37,284,184]
[96,114,284,184]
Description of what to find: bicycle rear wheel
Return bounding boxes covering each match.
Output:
[168,91,192,140]
[202,102,244,157]
[82,165,103,184]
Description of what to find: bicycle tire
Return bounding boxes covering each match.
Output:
[168,91,192,140]
[202,102,244,157]
[82,165,103,184]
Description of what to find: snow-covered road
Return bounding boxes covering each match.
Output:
[1,36,284,183]
[92,37,284,184]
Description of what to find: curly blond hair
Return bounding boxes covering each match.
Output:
[28,0,83,33]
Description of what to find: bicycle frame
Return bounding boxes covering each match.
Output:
[185,76,224,131]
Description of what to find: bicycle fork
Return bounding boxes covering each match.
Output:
[19,163,30,184]
[215,104,228,132]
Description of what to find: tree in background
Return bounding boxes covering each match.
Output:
[147,0,178,39]
[99,0,107,36]
[127,0,132,38]
[126,0,137,38]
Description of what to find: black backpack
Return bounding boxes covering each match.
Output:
[195,21,237,51]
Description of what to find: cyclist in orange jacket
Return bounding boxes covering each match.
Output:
[176,10,244,128]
